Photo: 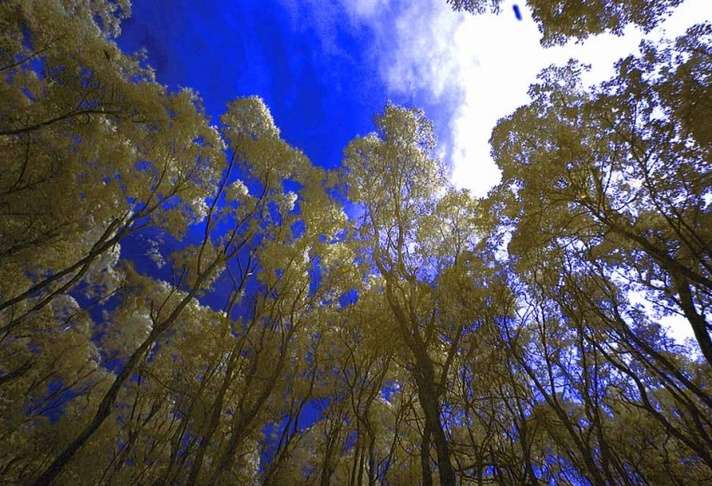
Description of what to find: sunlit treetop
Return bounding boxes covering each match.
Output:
[446,0,684,45]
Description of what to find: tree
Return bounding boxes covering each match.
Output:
[3,1,712,484]
[489,24,712,366]
[345,104,492,485]
[484,22,712,481]
[446,0,683,46]
[0,0,223,335]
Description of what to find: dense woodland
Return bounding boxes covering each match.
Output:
[1,1,710,484]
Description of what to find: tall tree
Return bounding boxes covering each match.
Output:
[489,24,712,365]
[345,105,487,485]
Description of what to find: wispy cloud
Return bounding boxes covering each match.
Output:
[286,0,710,197]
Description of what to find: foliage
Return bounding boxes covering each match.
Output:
[446,0,684,46]
[1,1,710,485]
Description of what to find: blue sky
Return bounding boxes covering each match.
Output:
[117,0,483,181]
[119,0,391,170]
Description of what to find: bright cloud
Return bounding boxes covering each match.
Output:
[339,0,711,198]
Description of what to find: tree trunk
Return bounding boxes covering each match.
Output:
[31,258,217,485]
[383,281,456,486]
[420,428,433,486]
[674,274,712,367]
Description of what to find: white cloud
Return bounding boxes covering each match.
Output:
[338,0,712,197]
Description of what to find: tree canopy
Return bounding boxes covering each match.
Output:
[446,0,684,45]
[1,1,710,485]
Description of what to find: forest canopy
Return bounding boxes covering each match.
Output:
[1,0,710,484]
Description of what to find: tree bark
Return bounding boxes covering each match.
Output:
[31,257,218,485]
[674,274,712,367]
